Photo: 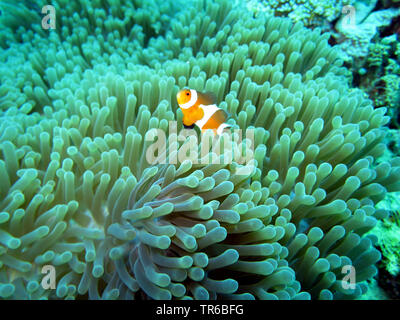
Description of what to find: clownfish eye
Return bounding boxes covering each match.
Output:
[186,92,190,96]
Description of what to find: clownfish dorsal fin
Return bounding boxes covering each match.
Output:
[198,91,217,106]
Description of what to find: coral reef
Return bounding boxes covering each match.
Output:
[246,0,400,65]
[357,35,400,129]
[0,0,400,300]
[373,191,400,277]
[246,0,353,29]
[374,215,400,276]
[334,0,400,62]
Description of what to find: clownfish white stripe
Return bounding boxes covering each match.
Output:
[179,89,198,109]
[195,104,219,129]
[216,123,230,135]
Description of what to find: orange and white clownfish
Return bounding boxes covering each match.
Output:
[176,88,230,135]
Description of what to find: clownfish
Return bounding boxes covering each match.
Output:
[176,88,230,135]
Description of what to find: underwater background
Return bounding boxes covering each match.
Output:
[0,0,399,300]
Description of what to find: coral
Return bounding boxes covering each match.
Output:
[246,0,352,29]
[357,278,389,299]
[357,35,400,129]
[373,216,400,276]
[0,0,399,300]
[377,266,400,298]
[386,129,400,156]
[373,191,400,276]
[334,1,400,61]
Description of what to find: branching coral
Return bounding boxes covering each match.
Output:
[372,211,400,276]
[357,35,400,129]
[0,0,399,300]
[334,0,400,61]
[246,0,353,29]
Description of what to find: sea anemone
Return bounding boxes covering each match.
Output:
[0,0,399,300]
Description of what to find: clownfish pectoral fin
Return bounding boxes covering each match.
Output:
[198,91,217,105]
[195,106,205,122]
